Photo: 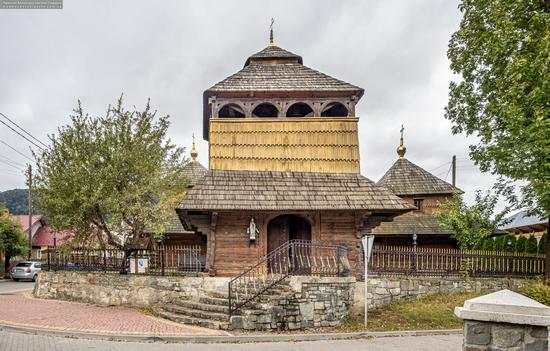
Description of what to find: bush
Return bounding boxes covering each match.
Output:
[482,238,494,251]
[505,233,517,251]
[538,232,547,254]
[522,282,550,306]
[515,236,527,253]
[494,235,505,251]
[526,234,538,253]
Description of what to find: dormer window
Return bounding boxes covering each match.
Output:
[413,198,424,212]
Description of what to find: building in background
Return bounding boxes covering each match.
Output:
[500,211,548,239]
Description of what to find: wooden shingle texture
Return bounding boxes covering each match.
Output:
[371,213,453,235]
[181,161,207,187]
[177,170,414,211]
[378,158,462,196]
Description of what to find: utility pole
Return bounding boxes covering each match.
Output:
[27,164,32,260]
[452,155,456,187]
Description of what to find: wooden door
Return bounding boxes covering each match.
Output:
[267,216,289,255]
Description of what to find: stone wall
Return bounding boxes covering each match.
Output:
[34,271,230,308]
[351,275,534,317]
[463,320,548,350]
[231,276,356,330]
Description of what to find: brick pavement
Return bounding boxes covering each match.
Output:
[0,290,227,336]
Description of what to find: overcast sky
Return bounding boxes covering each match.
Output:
[0,0,504,209]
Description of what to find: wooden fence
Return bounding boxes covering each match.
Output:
[42,245,203,275]
[369,245,545,277]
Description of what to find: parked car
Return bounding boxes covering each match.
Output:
[11,261,41,282]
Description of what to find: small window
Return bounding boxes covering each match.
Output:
[321,102,348,117]
[414,199,424,211]
[35,249,42,260]
[252,103,278,118]
[16,262,32,267]
[286,103,313,117]
[34,263,41,268]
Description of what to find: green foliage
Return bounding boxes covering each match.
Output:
[0,204,28,275]
[516,235,527,253]
[435,191,509,249]
[447,0,550,216]
[522,282,550,306]
[538,231,547,254]
[0,189,37,215]
[482,237,494,251]
[494,235,506,251]
[505,233,517,251]
[526,234,538,253]
[34,96,189,250]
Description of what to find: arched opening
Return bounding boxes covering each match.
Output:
[267,215,311,255]
[252,103,278,118]
[218,104,245,118]
[321,102,349,117]
[286,103,313,117]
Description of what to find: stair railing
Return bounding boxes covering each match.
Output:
[228,239,348,316]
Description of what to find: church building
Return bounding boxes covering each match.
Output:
[176,31,414,277]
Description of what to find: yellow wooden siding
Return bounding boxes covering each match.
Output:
[209,118,360,173]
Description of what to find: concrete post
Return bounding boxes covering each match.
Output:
[455,289,550,350]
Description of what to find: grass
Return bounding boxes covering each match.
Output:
[341,290,488,332]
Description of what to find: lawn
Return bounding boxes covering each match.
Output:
[341,290,487,332]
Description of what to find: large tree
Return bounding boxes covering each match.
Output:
[435,192,510,249]
[0,205,28,277]
[446,0,550,274]
[35,97,188,258]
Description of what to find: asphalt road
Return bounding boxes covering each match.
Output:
[0,279,34,294]
[0,330,462,351]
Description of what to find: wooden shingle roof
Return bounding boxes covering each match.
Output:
[371,213,453,236]
[177,170,414,212]
[181,161,207,187]
[378,158,462,196]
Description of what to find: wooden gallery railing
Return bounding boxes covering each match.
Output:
[369,245,545,277]
[42,245,203,275]
[228,240,349,316]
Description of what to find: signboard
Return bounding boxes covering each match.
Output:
[361,235,375,327]
[129,257,149,274]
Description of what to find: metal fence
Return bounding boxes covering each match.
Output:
[42,245,203,275]
[369,245,545,277]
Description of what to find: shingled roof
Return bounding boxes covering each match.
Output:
[182,161,207,187]
[244,45,303,66]
[378,158,462,196]
[371,213,453,236]
[177,170,414,212]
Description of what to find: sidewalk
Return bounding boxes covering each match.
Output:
[0,290,228,337]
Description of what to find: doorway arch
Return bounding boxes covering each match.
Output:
[267,215,312,255]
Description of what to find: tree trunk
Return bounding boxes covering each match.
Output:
[545,218,550,283]
[3,254,11,279]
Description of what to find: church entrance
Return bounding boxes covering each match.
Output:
[267,215,311,255]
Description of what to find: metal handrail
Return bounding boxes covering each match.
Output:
[228,240,348,316]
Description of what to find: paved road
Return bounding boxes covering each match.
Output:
[0,330,461,351]
[0,279,34,293]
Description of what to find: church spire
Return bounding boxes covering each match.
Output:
[269,18,275,46]
[397,125,406,159]
[190,133,198,162]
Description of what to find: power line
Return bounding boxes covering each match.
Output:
[0,139,34,162]
[0,118,44,151]
[428,162,451,172]
[444,163,453,181]
[0,112,47,148]
[0,154,26,168]
[0,158,24,171]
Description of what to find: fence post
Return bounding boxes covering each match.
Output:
[103,249,107,273]
[160,243,165,276]
[47,246,51,271]
[336,247,341,276]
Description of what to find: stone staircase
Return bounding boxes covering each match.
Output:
[154,279,293,330]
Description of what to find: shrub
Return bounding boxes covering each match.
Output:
[526,234,538,253]
[538,232,547,254]
[482,238,494,251]
[495,235,507,251]
[515,236,527,253]
[522,282,550,306]
[505,233,517,251]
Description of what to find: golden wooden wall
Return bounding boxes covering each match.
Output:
[208,118,360,173]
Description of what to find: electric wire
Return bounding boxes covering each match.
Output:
[0,139,34,162]
[0,112,47,148]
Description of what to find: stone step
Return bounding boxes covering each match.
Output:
[199,295,229,306]
[155,310,229,330]
[173,299,229,314]
[163,303,229,322]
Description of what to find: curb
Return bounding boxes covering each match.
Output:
[0,322,462,343]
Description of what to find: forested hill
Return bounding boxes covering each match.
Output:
[0,189,38,215]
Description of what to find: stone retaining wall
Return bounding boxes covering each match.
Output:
[34,271,230,308]
[351,275,535,317]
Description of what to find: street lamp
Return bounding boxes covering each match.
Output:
[507,239,512,252]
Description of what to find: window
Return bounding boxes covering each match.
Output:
[218,104,245,118]
[35,249,42,260]
[413,198,424,211]
[252,103,278,118]
[321,102,348,117]
[286,103,313,117]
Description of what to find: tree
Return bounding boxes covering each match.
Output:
[447,1,550,275]
[34,96,188,268]
[495,235,507,251]
[527,234,539,253]
[482,237,494,251]
[516,236,528,253]
[435,191,509,249]
[0,204,28,277]
[539,232,547,254]
[505,233,517,251]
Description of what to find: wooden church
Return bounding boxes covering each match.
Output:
[176,31,414,277]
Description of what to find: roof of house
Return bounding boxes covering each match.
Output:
[371,212,453,236]
[11,215,42,232]
[32,225,74,247]
[500,210,548,233]
[177,170,414,212]
[182,160,208,187]
[378,158,462,196]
